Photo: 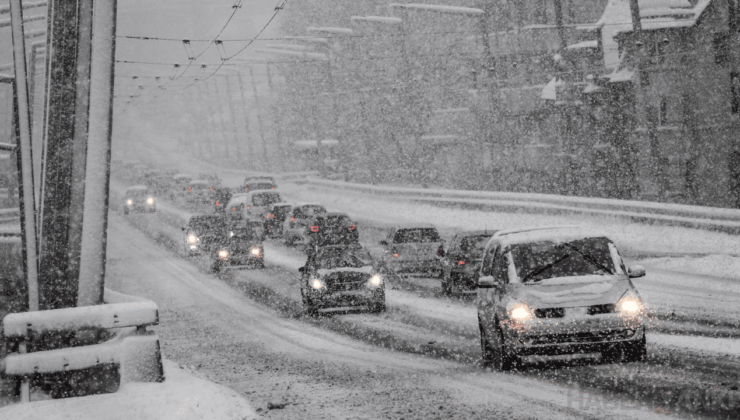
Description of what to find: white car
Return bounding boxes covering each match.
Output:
[225,190,282,222]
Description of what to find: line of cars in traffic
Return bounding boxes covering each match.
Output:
[115,164,650,370]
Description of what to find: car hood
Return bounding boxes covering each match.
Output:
[513,275,632,308]
[317,265,374,277]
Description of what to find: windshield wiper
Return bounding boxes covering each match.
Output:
[559,242,614,274]
[521,253,570,283]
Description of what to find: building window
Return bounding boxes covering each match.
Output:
[714,33,730,66]
[732,72,740,114]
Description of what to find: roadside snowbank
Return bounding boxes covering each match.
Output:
[641,254,740,282]
[0,360,257,420]
[652,333,740,359]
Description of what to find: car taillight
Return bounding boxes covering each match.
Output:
[458,261,465,265]
[244,188,248,191]
[266,214,274,219]
[215,200,220,206]
[290,217,295,222]
[311,226,319,233]
[392,253,400,258]
[187,186,192,193]
[271,186,274,189]
[210,186,213,192]
[348,224,356,231]
[231,207,237,211]
[247,205,251,210]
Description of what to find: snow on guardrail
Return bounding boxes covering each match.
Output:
[296,178,740,234]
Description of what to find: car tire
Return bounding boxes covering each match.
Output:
[123,208,129,215]
[480,320,517,371]
[441,273,452,295]
[302,290,317,316]
[623,334,647,363]
[209,259,221,274]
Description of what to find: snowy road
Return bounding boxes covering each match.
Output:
[108,175,740,418]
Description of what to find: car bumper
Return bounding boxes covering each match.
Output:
[501,315,645,356]
[387,259,440,274]
[221,255,263,268]
[307,288,383,309]
[126,204,155,212]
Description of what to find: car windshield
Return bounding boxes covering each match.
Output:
[295,205,326,218]
[125,189,149,198]
[229,226,260,241]
[188,216,224,235]
[394,228,441,243]
[252,193,281,206]
[510,237,618,284]
[245,182,274,190]
[459,235,490,255]
[189,183,209,190]
[312,247,373,270]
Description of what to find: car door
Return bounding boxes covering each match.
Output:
[444,235,459,277]
[477,244,499,322]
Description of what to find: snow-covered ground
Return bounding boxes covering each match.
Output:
[0,360,257,420]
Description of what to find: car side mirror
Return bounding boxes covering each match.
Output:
[379,240,388,246]
[181,227,186,231]
[437,247,445,257]
[298,266,306,273]
[478,275,496,289]
[628,265,646,278]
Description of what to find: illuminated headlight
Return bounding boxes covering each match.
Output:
[229,231,235,237]
[250,247,261,257]
[189,245,197,250]
[187,234,199,244]
[311,279,325,290]
[126,199,133,205]
[218,249,230,260]
[369,275,383,287]
[616,290,643,317]
[147,197,154,205]
[506,299,533,322]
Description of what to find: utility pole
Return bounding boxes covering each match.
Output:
[223,74,243,164]
[248,67,270,169]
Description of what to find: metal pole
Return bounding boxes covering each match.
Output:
[77,0,117,306]
[38,0,80,310]
[67,0,94,291]
[9,0,39,312]
[248,67,269,168]
[223,74,243,163]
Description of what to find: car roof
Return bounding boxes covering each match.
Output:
[293,202,324,208]
[126,185,149,191]
[173,173,191,179]
[227,196,249,204]
[456,230,497,238]
[247,190,280,197]
[394,223,437,230]
[321,212,350,218]
[189,180,209,185]
[489,226,607,249]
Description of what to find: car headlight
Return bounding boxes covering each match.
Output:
[616,290,643,317]
[369,275,383,287]
[126,199,133,205]
[506,299,533,322]
[251,247,261,257]
[218,249,230,260]
[311,279,325,289]
[147,197,154,205]
[187,234,199,244]
[229,231,235,237]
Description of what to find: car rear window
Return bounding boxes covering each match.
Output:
[394,228,441,243]
[125,190,149,198]
[245,182,274,190]
[459,235,490,254]
[294,205,326,218]
[252,192,281,206]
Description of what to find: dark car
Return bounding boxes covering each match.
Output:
[182,214,226,256]
[212,187,233,214]
[305,212,359,248]
[440,230,497,295]
[123,185,156,214]
[209,221,265,272]
[299,244,385,315]
[264,202,293,237]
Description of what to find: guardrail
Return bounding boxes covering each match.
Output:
[295,178,740,234]
[1,288,164,402]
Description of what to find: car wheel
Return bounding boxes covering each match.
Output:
[482,321,517,371]
[209,259,221,274]
[123,208,129,215]
[479,321,495,366]
[623,334,647,363]
[302,291,317,316]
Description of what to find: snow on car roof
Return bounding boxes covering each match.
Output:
[227,195,249,205]
[126,185,149,191]
[189,180,209,186]
[395,223,437,230]
[293,202,324,208]
[173,173,191,179]
[494,226,609,248]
